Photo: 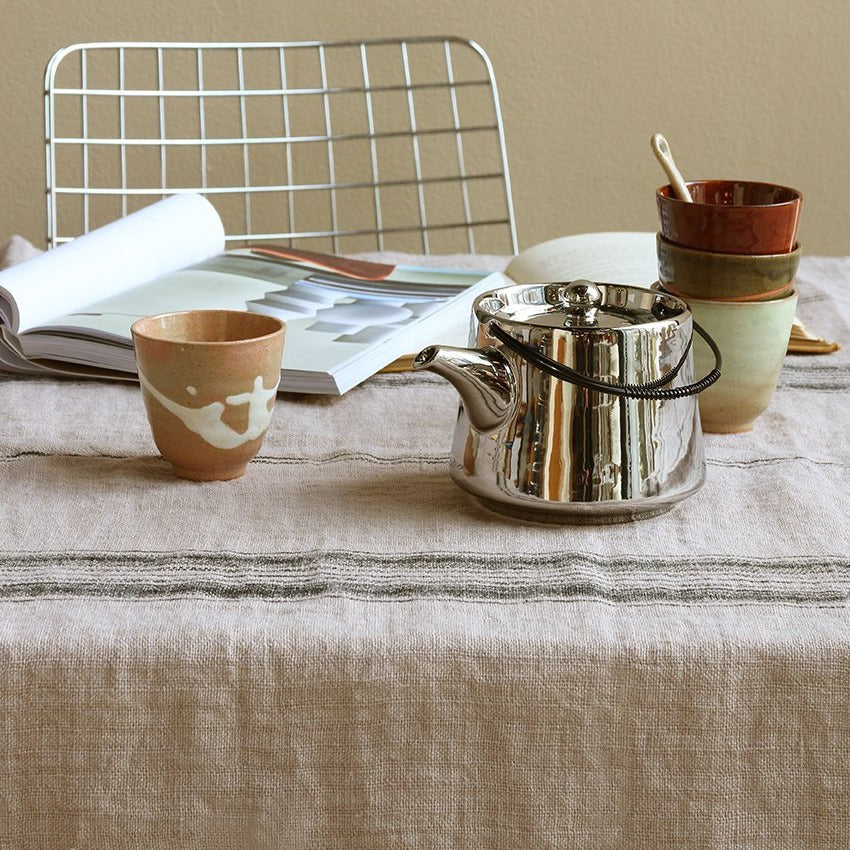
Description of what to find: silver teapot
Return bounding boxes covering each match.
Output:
[414,280,721,523]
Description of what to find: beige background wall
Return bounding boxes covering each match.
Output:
[1,0,847,255]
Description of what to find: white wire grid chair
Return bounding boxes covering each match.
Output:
[44,37,518,256]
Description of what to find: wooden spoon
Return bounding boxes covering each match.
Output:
[651,133,692,202]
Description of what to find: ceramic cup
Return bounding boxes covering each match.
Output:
[657,180,802,255]
[684,290,799,434]
[131,309,286,481]
[656,233,800,302]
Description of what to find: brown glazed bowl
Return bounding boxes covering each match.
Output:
[656,180,802,254]
[132,310,286,481]
[656,233,800,301]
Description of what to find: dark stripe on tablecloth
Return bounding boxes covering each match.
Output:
[0,450,448,466]
[0,550,848,603]
[1,449,848,470]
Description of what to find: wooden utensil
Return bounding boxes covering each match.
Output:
[651,134,693,202]
[788,319,841,354]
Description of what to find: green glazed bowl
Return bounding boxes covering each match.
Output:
[656,233,800,301]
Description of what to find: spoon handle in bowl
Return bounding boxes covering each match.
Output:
[651,133,693,202]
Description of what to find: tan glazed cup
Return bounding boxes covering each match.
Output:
[131,310,286,481]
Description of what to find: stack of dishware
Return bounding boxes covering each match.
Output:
[654,178,802,433]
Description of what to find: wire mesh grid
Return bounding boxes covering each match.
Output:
[44,37,518,255]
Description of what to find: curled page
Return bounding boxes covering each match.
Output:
[0,193,225,333]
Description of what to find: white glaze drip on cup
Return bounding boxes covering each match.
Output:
[138,371,279,449]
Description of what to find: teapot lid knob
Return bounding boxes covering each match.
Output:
[561,280,602,325]
[562,280,602,308]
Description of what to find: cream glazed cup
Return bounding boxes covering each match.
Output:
[131,309,286,480]
[686,290,798,433]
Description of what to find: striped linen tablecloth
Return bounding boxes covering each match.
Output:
[0,249,848,848]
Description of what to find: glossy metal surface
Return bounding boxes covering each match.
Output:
[419,282,706,523]
[413,345,516,433]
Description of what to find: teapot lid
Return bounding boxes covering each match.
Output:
[475,280,689,332]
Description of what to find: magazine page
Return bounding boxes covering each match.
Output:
[0,193,225,333]
[505,232,658,286]
[20,251,495,394]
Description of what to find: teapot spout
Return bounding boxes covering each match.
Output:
[413,345,516,433]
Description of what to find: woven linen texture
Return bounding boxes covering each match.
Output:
[0,248,848,847]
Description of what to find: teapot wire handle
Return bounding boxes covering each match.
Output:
[486,321,722,400]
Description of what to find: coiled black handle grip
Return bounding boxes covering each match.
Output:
[486,321,722,400]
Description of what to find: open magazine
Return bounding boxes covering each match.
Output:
[0,192,662,393]
[0,194,499,394]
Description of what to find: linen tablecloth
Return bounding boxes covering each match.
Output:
[0,250,848,849]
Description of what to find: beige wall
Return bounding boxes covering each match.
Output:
[2,0,847,255]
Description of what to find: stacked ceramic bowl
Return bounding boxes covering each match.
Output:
[655,180,802,433]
